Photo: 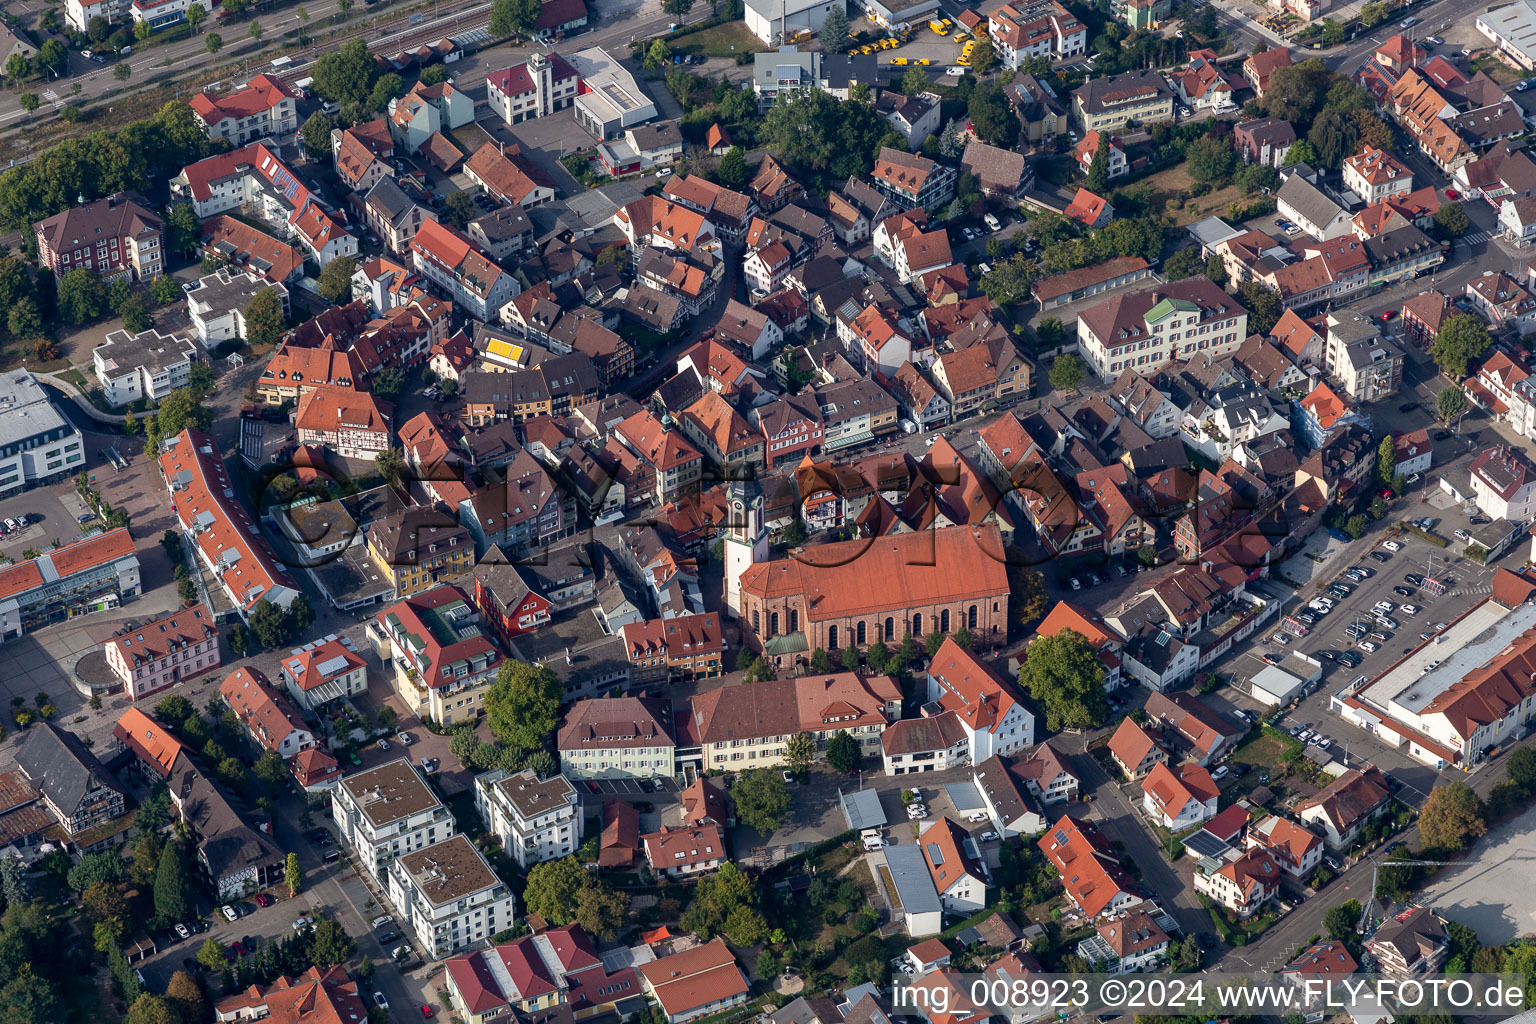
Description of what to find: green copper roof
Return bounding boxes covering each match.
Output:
[1145,297,1199,323]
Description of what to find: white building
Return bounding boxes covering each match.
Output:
[920,818,989,913]
[102,603,219,702]
[1247,815,1324,878]
[926,637,1035,762]
[1295,767,1392,848]
[569,47,658,139]
[1193,849,1281,918]
[556,696,677,779]
[386,834,516,960]
[331,758,455,883]
[189,74,299,147]
[1077,910,1171,973]
[1075,277,1248,380]
[187,268,289,346]
[1470,444,1536,521]
[279,637,369,712]
[474,768,582,869]
[130,0,210,27]
[1478,0,1536,71]
[93,327,204,408]
[66,0,126,32]
[1140,761,1219,829]
[0,370,86,492]
[1342,146,1413,205]
[486,51,580,126]
[744,0,841,44]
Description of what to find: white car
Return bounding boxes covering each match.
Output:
[221,905,238,922]
[966,811,989,823]
[944,66,966,76]
[1358,641,1379,652]
[1382,540,1403,552]
[906,804,928,819]
[1377,616,1399,630]
[1373,601,1395,613]
[978,831,1001,842]
[1211,765,1230,780]
[1271,632,1290,645]
[1297,730,1314,743]
[1455,529,1471,541]
[374,993,389,1010]
[1315,737,1332,749]
[174,923,191,940]
[1401,604,1420,615]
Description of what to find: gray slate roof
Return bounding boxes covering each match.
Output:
[16,723,123,821]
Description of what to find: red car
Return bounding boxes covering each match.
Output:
[1445,188,1460,200]
[254,894,273,908]
[1379,487,1395,499]
[421,1007,436,1019]
[1380,310,1395,322]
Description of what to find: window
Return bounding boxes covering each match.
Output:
[856,620,866,645]
[969,605,978,630]
[912,613,922,636]
[828,625,838,650]
[941,608,951,633]
[884,617,894,642]
[770,611,779,637]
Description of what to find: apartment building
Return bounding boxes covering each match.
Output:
[387,834,516,959]
[189,74,299,146]
[1072,70,1174,133]
[102,603,219,702]
[1343,145,1414,204]
[1247,815,1323,878]
[611,410,704,505]
[987,0,1086,67]
[1193,849,1281,917]
[187,267,289,347]
[1296,766,1392,848]
[279,637,369,713]
[375,585,503,727]
[331,758,455,882]
[295,386,393,460]
[367,507,475,600]
[444,925,643,1024]
[926,637,1035,761]
[621,612,724,683]
[558,696,677,779]
[870,148,958,210]
[1470,445,1536,521]
[34,192,164,283]
[1075,277,1249,379]
[411,220,519,323]
[475,768,582,868]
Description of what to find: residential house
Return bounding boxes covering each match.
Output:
[34,192,163,283]
[190,74,298,146]
[1193,849,1281,917]
[1140,761,1219,828]
[1295,766,1392,848]
[387,834,517,958]
[1038,815,1141,918]
[558,696,677,779]
[279,637,369,712]
[1107,717,1166,778]
[1235,117,1297,167]
[1247,815,1323,878]
[1243,48,1292,98]
[475,767,582,869]
[331,757,455,882]
[1072,70,1174,133]
[15,724,125,837]
[375,585,504,727]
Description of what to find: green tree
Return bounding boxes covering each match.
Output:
[368,73,404,112]
[572,878,630,940]
[371,366,406,402]
[810,648,832,673]
[1419,781,1487,851]
[1508,746,1536,790]
[825,730,861,775]
[375,447,406,486]
[784,731,816,774]
[967,81,1016,148]
[186,3,205,30]
[165,972,205,1024]
[733,768,791,834]
[1017,629,1108,731]
[249,598,289,649]
[925,630,945,657]
[300,110,334,157]
[7,297,41,341]
[1377,435,1396,485]
[679,862,758,938]
[819,2,849,50]
[1434,201,1470,238]
[485,660,562,754]
[1431,314,1491,378]
[312,38,373,107]
[128,993,182,1024]
[120,294,151,333]
[153,842,193,924]
[114,62,131,82]
[419,64,448,86]
[1325,899,1361,941]
[840,645,861,671]
[243,287,286,346]
[1437,384,1467,423]
[253,748,288,792]
[0,972,62,1024]
[133,18,152,40]
[68,850,126,891]
[1345,514,1369,540]
[524,857,589,923]
[661,0,695,16]
[970,35,996,74]
[149,276,183,306]
[317,256,356,304]
[1238,281,1284,336]
[1186,135,1236,183]
[1085,133,1109,193]
[901,65,929,98]
[247,19,262,39]
[1162,247,1204,281]
[716,147,748,190]
[490,0,541,37]
[58,268,105,325]
[205,32,222,54]
[16,93,37,117]
[723,904,769,945]
[310,918,356,968]
[1048,353,1086,393]
[644,38,671,71]
[286,852,303,897]
[1307,108,1359,170]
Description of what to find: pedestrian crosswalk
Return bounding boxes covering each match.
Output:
[1460,230,1491,246]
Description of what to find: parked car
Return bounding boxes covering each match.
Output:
[1212,765,1230,780]
[175,923,191,940]
[222,905,239,923]
[1471,515,1491,525]
[375,994,390,1010]
[1394,586,1414,597]
[978,831,1001,842]
[1402,604,1420,615]
[1434,430,1452,440]
[1382,540,1402,552]
[396,731,413,746]
[421,757,440,772]
[1358,641,1379,652]
[1371,551,1392,562]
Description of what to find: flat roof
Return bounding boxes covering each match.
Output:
[883,844,942,916]
[340,757,442,827]
[0,370,76,448]
[396,834,502,906]
[841,788,886,830]
[1358,599,1535,715]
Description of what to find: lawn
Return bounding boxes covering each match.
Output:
[1233,726,1301,773]
[673,21,767,58]
[1470,53,1523,84]
[1135,163,1246,228]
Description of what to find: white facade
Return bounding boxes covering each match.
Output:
[331,759,456,883]
[0,371,86,492]
[280,639,369,712]
[67,0,126,32]
[129,0,211,28]
[93,328,203,408]
[386,835,517,960]
[474,768,582,869]
[187,270,291,346]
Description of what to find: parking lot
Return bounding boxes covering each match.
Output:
[581,776,679,797]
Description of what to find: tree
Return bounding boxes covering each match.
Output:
[967,82,1016,148]
[1014,566,1049,626]
[840,645,861,671]
[6,297,41,341]
[154,843,192,924]
[247,19,262,39]
[249,598,291,648]
[733,768,791,834]
[134,18,153,40]
[375,447,406,486]
[371,366,406,402]
[1345,514,1368,540]
[1162,247,1204,281]
[819,3,849,51]
[573,879,630,940]
[1508,746,1536,790]
[58,268,105,325]
[419,64,448,86]
[165,972,205,1024]
[367,73,404,112]
[1048,353,1086,393]
[826,730,860,775]
[282,852,303,898]
[680,862,758,938]
[300,110,334,157]
[644,38,671,71]
[1325,899,1361,941]
[661,0,695,16]
[1434,201,1470,238]
[317,256,356,304]
[205,32,223,53]
[1085,133,1109,193]
[113,62,131,81]
[485,660,561,754]
[0,973,62,1024]
[810,648,833,673]
[1431,314,1492,378]
[0,854,26,907]
[1307,109,1358,170]
[441,190,476,229]
[1261,58,1332,123]
[901,66,929,98]
[524,857,589,923]
[312,38,374,108]
[310,918,356,968]
[120,294,151,333]
[58,104,80,123]
[490,0,541,37]
[186,3,205,30]
[925,630,945,657]
[17,93,37,117]
[1377,435,1396,485]
[1237,281,1284,336]
[128,994,183,1024]
[1017,629,1108,731]
[1436,384,1467,423]
[724,904,769,946]
[243,288,286,347]
[68,850,126,891]
[1419,781,1487,851]
[1187,135,1236,183]
[716,147,748,190]
[971,35,996,74]
[149,276,183,307]
[785,731,816,774]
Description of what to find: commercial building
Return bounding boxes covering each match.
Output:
[189,74,299,146]
[750,48,880,104]
[186,267,289,347]
[0,528,140,642]
[0,369,81,495]
[102,603,219,702]
[159,428,300,618]
[34,192,164,283]
[1072,70,1174,133]
[367,506,475,600]
[374,585,503,727]
[331,757,455,882]
[1470,445,1536,521]
[744,0,842,44]
[486,51,581,125]
[569,47,658,139]
[279,637,369,712]
[387,834,516,959]
[474,768,582,869]
[294,386,393,460]
[1477,0,1536,71]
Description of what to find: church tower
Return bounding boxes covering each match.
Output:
[724,476,768,620]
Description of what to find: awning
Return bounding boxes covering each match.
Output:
[824,429,874,452]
